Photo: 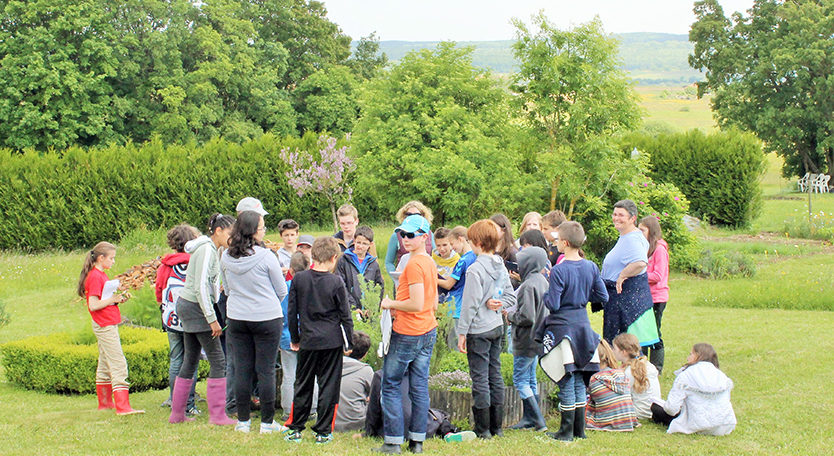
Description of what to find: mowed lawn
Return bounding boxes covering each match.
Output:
[2,234,834,455]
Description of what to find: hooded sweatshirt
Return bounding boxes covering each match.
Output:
[647,239,670,303]
[155,252,190,304]
[179,236,221,325]
[334,356,374,432]
[221,245,287,322]
[506,247,549,357]
[336,247,384,310]
[457,254,516,336]
[586,367,639,431]
[663,361,736,436]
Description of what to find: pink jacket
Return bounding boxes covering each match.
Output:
[646,239,669,303]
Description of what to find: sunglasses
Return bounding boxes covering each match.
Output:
[400,231,425,239]
[404,212,422,217]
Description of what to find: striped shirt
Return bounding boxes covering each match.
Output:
[585,368,639,431]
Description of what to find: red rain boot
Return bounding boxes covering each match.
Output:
[96,383,115,410]
[113,388,145,415]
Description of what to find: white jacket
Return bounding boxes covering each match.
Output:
[663,361,736,436]
[625,362,662,420]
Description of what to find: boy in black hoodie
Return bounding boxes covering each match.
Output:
[286,237,354,444]
[505,246,549,432]
[335,226,384,310]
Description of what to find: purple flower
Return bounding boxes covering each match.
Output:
[674,196,680,201]
[639,201,645,205]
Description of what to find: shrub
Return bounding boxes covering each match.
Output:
[1,326,169,393]
[782,212,834,242]
[694,249,757,279]
[0,132,342,251]
[620,129,766,227]
[0,299,9,329]
[428,370,472,391]
[119,285,162,330]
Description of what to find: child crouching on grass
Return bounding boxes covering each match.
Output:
[286,237,354,444]
[78,242,144,415]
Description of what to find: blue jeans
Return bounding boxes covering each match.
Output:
[556,372,586,411]
[512,355,538,400]
[167,331,198,408]
[382,328,436,444]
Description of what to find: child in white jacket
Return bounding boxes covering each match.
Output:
[651,343,736,436]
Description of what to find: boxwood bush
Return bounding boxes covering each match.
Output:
[1,326,169,394]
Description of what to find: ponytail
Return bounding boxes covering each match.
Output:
[207,213,235,236]
[613,333,649,392]
[77,242,116,298]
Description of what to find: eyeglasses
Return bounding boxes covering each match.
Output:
[258,226,267,232]
[400,231,424,239]
[404,212,421,217]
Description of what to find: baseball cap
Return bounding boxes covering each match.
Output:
[297,235,315,247]
[236,197,268,216]
[395,214,431,235]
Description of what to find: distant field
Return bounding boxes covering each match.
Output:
[635,86,715,131]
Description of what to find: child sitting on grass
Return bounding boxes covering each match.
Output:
[651,343,736,436]
[585,339,639,432]
[612,333,661,420]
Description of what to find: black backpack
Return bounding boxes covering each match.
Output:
[427,408,458,438]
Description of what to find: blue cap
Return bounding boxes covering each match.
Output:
[395,214,431,235]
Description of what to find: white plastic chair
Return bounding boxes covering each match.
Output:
[797,172,810,192]
[814,174,831,193]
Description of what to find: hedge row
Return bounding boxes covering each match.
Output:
[1,326,173,393]
[0,133,339,250]
[620,129,765,227]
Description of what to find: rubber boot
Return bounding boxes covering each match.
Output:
[489,404,504,437]
[650,346,665,376]
[508,396,535,430]
[168,377,194,423]
[546,409,574,442]
[113,388,145,415]
[96,383,114,410]
[206,377,237,425]
[528,396,548,432]
[573,406,587,439]
[472,406,491,439]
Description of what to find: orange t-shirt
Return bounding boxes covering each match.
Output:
[393,254,438,336]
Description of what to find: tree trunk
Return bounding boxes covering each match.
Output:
[567,197,577,220]
[549,176,561,212]
[330,200,338,233]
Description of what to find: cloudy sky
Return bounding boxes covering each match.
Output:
[323,0,755,41]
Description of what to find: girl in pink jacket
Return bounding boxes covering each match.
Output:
[638,216,669,374]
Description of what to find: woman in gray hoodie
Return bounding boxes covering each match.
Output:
[221,211,288,434]
[456,220,516,439]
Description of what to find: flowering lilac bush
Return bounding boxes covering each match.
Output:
[428,370,472,391]
[282,134,355,230]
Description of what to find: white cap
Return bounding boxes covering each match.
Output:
[236,197,268,216]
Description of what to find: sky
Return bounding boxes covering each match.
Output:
[323,0,755,42]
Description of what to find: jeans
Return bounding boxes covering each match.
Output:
[466,326,505,410]
[652,302,666,349]
[512,355,538,400]
[178,331,225,379]
[167,331,198,408]
[556,372,586,411]
[382,328,436,445]
[280,349,317,415]
[228,317,282,423]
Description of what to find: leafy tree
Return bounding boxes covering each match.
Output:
[510,13,642,217]
[690,0,834,177]
[294,65,359,135]
[251,0,352,89]
[353,42,529,224]
[348,32,388,80]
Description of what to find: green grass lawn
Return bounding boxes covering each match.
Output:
[635,86,715,132]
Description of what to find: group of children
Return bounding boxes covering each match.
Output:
[78,199,736,448]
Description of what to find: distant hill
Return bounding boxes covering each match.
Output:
[376,33,702,86]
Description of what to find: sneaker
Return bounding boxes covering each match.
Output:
[284,430,303,443]
[186,406,201,417]
[315,433,333,444]
[194,392,205,403]
[160,398,172,408]
[444,431,476,443]
[235,420,251,433]
[260,420,289,434]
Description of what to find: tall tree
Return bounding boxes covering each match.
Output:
[511,13,641,215]
[690,0,834,177]
[353,42,527,224]
[348,32,388,80]
[294,65,359,135]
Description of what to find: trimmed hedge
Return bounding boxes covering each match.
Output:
[0,132,339,250]
[620,129,765,227]
[1,326,170,394]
